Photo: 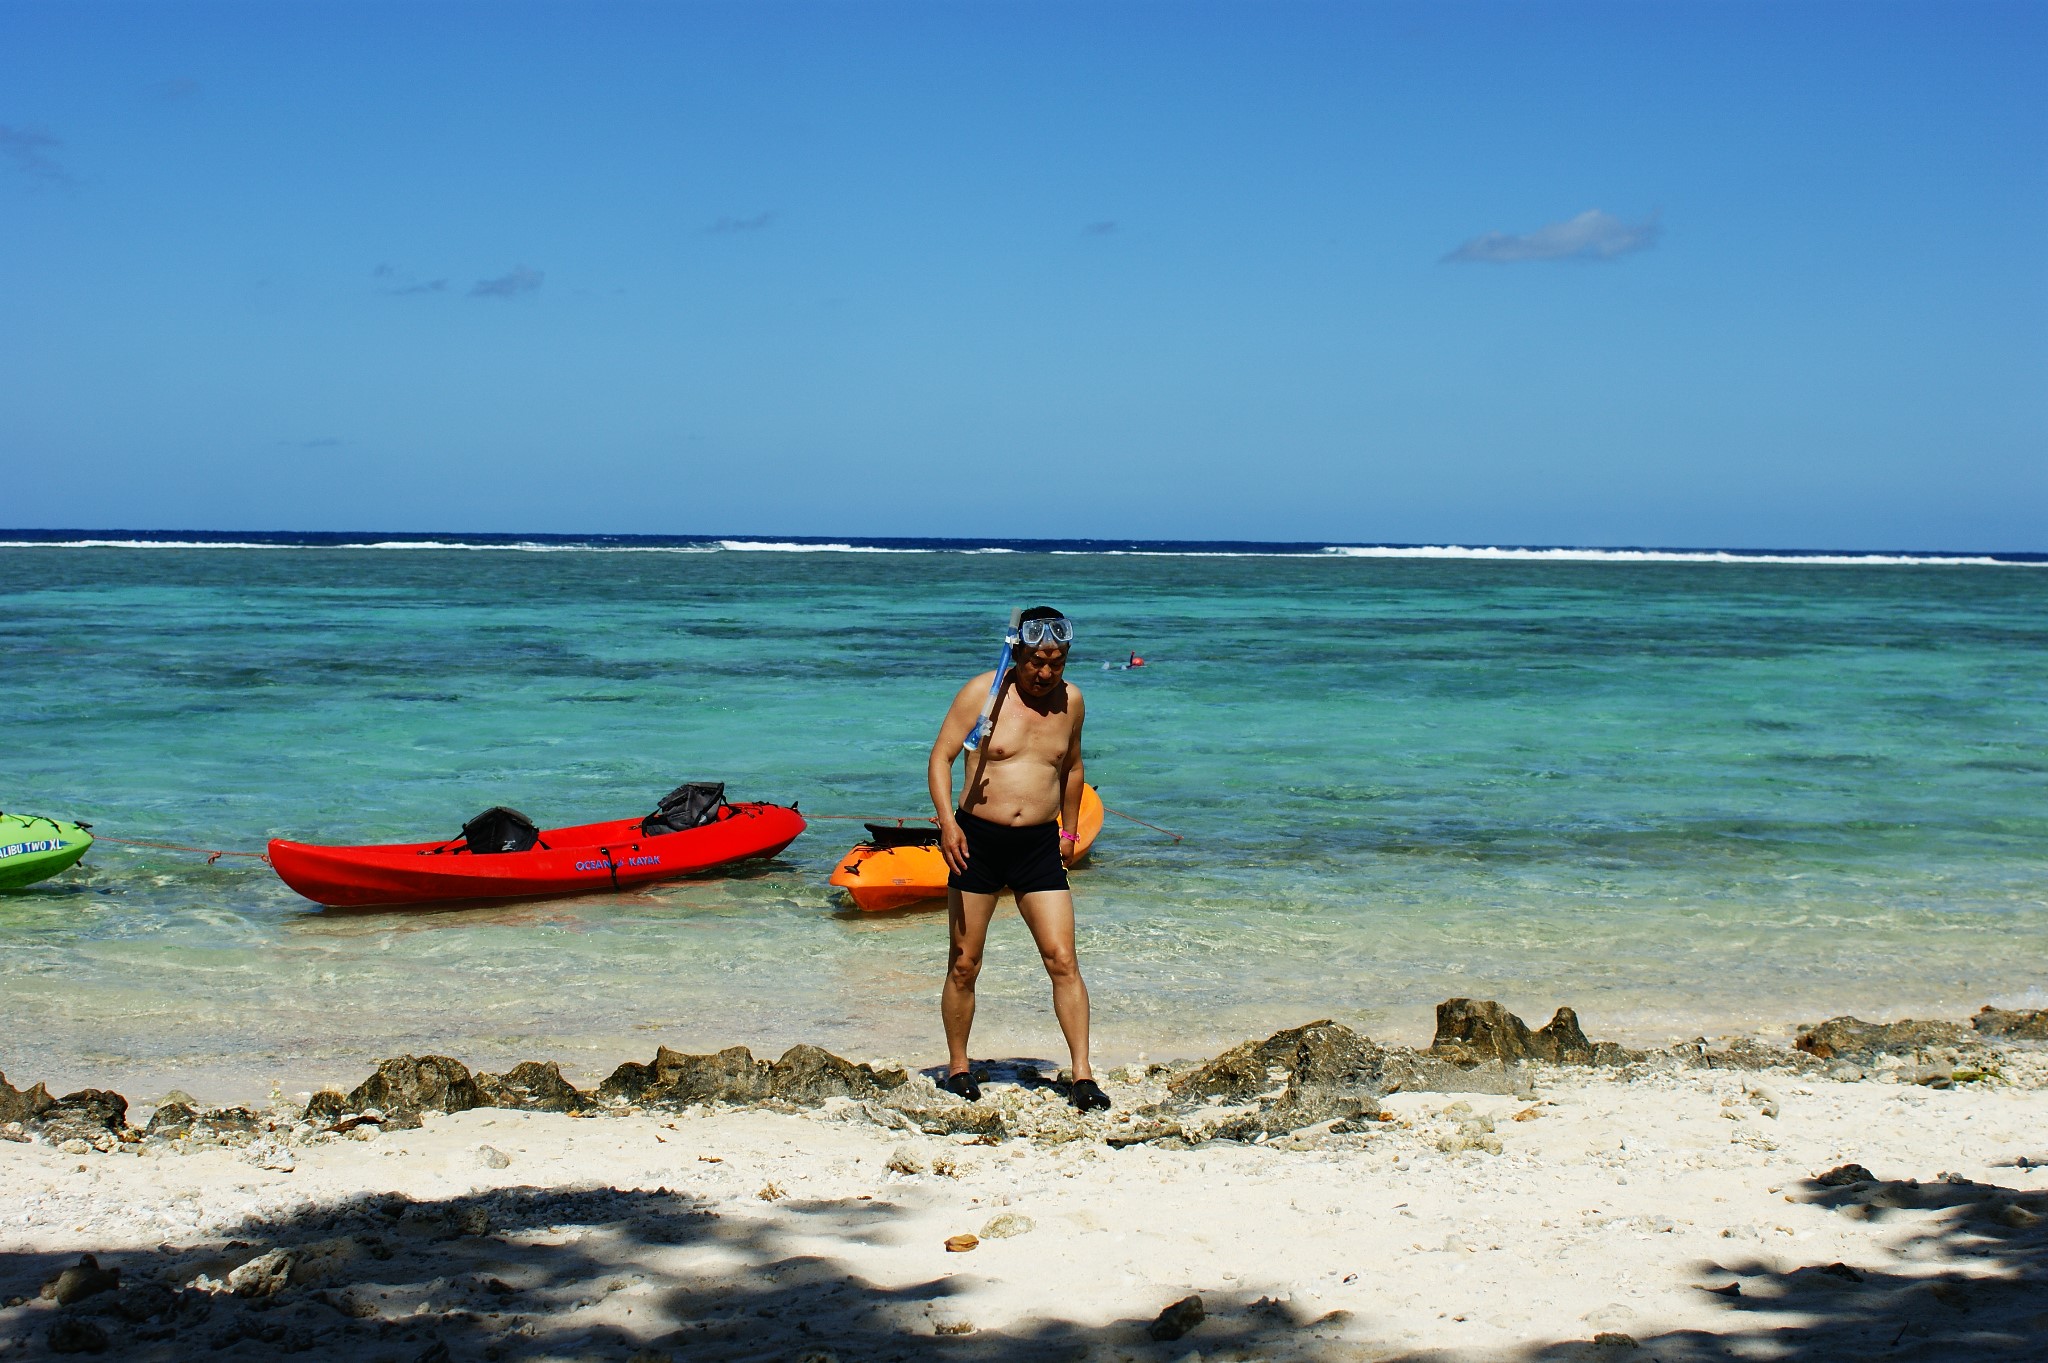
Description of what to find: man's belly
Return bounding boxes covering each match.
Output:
[961,757,1064,825]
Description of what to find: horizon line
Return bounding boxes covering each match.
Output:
[2,528,2043,564]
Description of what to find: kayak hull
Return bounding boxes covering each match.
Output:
[269,804,805,908]
[828,786,1103,912]
[0,815,94,891]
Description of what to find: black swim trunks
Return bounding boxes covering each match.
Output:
[948,808,1070,897]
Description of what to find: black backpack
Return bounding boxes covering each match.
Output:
[459,806,544,854]
[642,783,727,837]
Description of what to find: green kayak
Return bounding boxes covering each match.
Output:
[0,812,93,890]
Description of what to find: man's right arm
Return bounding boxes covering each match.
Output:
[929,673,993,875]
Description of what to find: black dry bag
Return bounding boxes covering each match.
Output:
[642,783,727,837]
[864,823,940,849]
[460,806,542,854]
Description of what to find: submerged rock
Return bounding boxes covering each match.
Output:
[1793,1017,1970,1061]
[473,1060,588,1112]
[1972,1006,2048,1041]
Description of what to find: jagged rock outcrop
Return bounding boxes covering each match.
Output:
[598,1045,773,1106]
[1168,1020,1388,1105]
[474,1061,588,1112]
[331,1055,481,1127]
[1972,1006,2048,1041]
[598,1043,904,1110]
[0,1071,56,1126]
[1430,999,1641,1067]
[143,1103,268,1143]
[143,1101,199,1138]
[1793,1016,1970,1061]
[1160,1021,1391,1140]
[767,1044,904,1103]
[32,1089,129,1147]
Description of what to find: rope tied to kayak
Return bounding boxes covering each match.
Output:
[1102,806,1184,842]
[91,836,272,867]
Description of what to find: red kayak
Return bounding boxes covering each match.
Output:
[269,803,805,908]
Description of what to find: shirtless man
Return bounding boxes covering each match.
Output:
[928,606,1111,1112]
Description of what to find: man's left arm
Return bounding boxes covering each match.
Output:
[1059,690,1086,867]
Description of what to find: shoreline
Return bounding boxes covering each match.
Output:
[13,983,2048,1112]
[4,999,2045,1360]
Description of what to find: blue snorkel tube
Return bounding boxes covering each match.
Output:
[962,608,1023,753]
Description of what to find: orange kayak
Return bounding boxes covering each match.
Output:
[828,785,1103,912]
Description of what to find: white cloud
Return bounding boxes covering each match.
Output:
[1444,209,1660,264]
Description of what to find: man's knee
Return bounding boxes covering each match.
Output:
[1039,945,1079,981]
[948,954,982,989]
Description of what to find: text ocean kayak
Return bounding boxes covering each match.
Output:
[828,785,1103,912]
[269,803,805,908]
[0,813,93,891]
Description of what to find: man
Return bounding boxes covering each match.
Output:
[927,606,1110,1112]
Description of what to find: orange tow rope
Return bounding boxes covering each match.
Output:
[1102,807,1184,841]
[92,836,272,867]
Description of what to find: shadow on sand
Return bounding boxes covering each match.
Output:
[1,1165,2041,1361]
[1527,1165,2048,1362]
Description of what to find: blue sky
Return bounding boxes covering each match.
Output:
[3,1,2043,549]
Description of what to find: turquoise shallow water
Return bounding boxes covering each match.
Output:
[3,544,2045,1099]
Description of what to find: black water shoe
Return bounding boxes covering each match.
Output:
[942,1071,982,1103]
[1070,1078,1111,1113]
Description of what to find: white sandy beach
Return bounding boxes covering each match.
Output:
[4,1016,2045,1362]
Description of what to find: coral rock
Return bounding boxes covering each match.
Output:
[474,1060,588,1112]
[0,1071,56,1127]
[1148,1294,1206,1341]
[1971,1006,2048,1041]
[342,1056,480,1126]
[1793,1017,1969,1061]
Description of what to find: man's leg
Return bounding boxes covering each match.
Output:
[943,888,999,1077]
[1016,890,1092,1082]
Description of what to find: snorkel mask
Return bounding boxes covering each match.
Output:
[1017,615,1074,648]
